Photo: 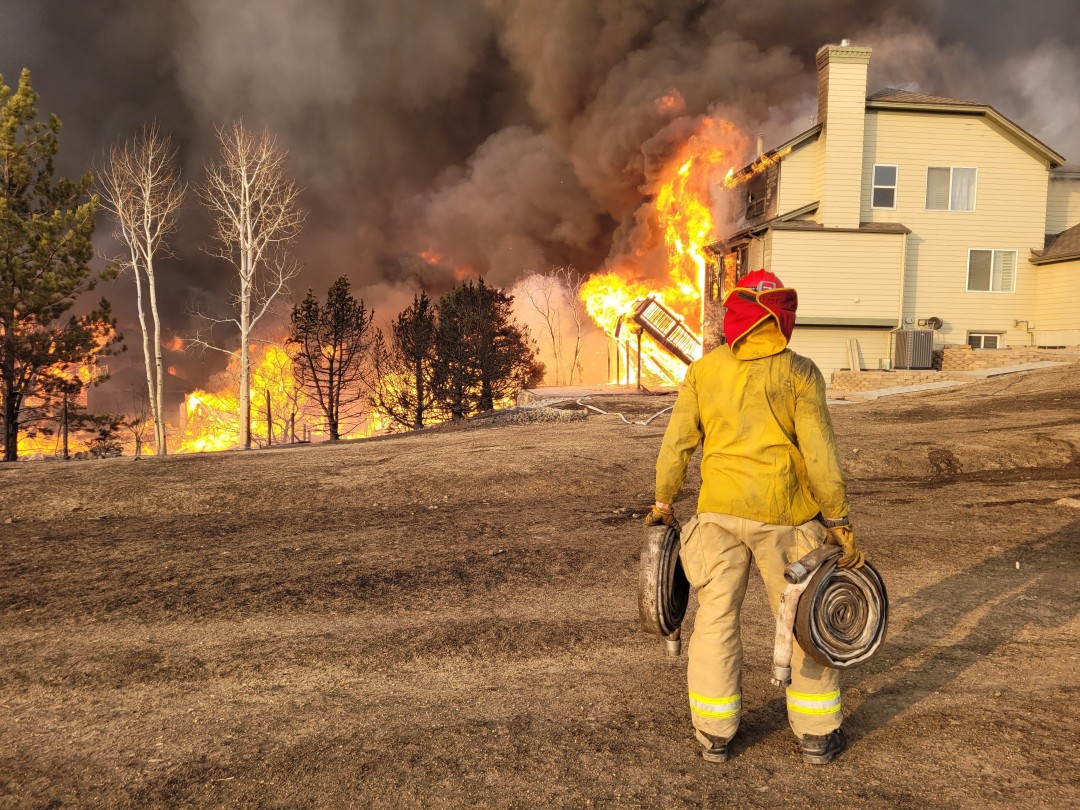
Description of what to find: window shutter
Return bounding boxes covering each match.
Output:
[926,168,950,209]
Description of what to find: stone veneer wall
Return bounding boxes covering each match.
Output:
[831,345,1078,391]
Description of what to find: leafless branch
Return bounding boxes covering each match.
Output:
[195,120,305,449]
[96,120,186,455]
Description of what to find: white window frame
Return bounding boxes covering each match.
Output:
[967,332,1003,349]
[926,166,978,212]
[871,164,898,210]
[966,248,1017,293]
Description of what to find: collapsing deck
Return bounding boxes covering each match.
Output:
[628,296,701,365]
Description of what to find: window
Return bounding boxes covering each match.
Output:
[967,249,1016,292]
[926,167,977,211]
[968,333,1002,349]
[872,165,897,208]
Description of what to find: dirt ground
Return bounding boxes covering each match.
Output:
[2,364,1080,808]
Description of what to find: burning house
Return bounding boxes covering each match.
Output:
[703,42,1080,378]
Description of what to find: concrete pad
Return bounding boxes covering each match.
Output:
[841,379,974,401]
[949,361,1068,378]
[518,385,675,405]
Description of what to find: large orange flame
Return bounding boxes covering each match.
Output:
[178,344,377,453]
[580,114,748,385]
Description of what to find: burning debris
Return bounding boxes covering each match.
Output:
[630,298,701,366]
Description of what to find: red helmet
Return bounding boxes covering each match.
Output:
[722,270,798,353]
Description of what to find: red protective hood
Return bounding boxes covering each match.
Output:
[722,270,798,359]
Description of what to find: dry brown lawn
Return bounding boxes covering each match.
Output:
[2,364,1079,807]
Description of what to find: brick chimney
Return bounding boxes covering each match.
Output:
[815,42,872,229]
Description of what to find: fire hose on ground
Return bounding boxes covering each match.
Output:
[637,524,888,675]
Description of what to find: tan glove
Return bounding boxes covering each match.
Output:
[825,524,865,569]
[643,503,680,529]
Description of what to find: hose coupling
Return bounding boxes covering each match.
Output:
[665,630,682,658]
[784,544,842,584]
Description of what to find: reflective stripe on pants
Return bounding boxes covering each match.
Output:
[787,688,842,717]
[689,691,742,720]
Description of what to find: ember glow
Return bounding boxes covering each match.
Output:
[580,115,748,385]
[419,248,476,281]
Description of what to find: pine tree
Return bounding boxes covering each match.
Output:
[0,69,120,461]
[432,280,543,419]
[288,276,374,441]
[369,292,439,430]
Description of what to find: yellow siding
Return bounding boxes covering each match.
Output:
[819,57,869,228]
[788,328,893,379]
[1046,177,1080,234]
[747,236,766,269]
[862,109,1046,349]
[770,229,904,323]
[776,139,819,214]
[1035,258,1080,344]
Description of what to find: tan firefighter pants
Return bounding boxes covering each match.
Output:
[679,513,842,742]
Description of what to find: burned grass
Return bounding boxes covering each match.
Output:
[2,365,1080,806]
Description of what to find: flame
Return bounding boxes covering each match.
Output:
[178,344,380,453]
[167,336,185,352]
[580,115,748,385]
[723,146,792,189]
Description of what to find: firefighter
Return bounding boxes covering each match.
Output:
[645,269,864,765]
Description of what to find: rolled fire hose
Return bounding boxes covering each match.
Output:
[772,545,889,686]
[638,524,689,657]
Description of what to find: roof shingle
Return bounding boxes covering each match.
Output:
[867,88,982,107]
[1033,222,1080,265]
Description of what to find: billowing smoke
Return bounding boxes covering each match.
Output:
[1,0,1077,385]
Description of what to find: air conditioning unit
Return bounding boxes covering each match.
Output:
[893,329,934,369]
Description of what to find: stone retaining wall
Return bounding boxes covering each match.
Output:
[937,345,1059,371]
[830,370,944,392]
[831,346,1078,392]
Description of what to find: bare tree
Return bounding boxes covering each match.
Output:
[97,121,185,456]
[196,121,304,449]
[122,385,153,457]
[519,266,586,386]
[520,272,565,385]
[555,265,586,386]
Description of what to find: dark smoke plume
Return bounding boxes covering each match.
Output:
[1,0,1077,384]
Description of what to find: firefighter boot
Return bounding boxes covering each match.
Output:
[800,727,847,765]
[696,730,730,764]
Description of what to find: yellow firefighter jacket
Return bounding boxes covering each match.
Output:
[654,320,849,525]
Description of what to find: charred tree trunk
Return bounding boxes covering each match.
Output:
[61,393,69,461]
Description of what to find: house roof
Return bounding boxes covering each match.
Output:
[712,211,909,250]
[1032,222,1080,265]
[866,88,983,107]
[770,220,911,235]
[866,87,1066,167]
